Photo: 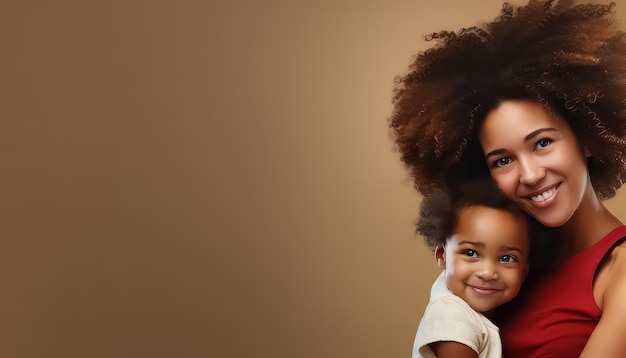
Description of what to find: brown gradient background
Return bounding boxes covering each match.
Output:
[3,1,626,357]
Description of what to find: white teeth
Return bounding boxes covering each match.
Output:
[530,186,556,202]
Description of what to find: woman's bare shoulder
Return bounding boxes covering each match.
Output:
[593,239,626,309]
[608,241,626,267]
[601,243,626,301]
[582,243,626,357]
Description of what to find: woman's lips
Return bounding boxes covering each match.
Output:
[529,184,558,202]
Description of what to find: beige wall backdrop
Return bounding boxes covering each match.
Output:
[4,0,626,357]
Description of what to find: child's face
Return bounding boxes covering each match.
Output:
[440,205,529,314]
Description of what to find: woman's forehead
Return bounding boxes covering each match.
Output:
[478,100,571,141]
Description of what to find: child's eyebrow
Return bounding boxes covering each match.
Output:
[458,241,484,247]
[500,245,524,254]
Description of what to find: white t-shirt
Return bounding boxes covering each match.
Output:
[412,272,502,358]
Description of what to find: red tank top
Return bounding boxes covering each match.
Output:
[500,225,626,358]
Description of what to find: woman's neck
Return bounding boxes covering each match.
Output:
[559,188,622,256]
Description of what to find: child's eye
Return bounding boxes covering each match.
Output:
[535,138,552,150]
[499,255,518,263]
[461,249,478,258]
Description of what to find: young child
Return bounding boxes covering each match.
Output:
[413,178,529,358]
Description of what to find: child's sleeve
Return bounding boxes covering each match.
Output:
[412,297,482,358]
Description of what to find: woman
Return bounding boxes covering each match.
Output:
[390,1,626,357]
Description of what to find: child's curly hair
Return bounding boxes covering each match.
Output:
[418,177,526,252]
[390,0,626,200]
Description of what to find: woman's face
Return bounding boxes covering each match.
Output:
[478,100,592,227]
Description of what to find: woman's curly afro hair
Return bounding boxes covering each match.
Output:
[390,0,626,200]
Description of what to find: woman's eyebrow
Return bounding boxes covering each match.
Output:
[484,128,558,160]
[484,148,505,160]
[524,128,557,142]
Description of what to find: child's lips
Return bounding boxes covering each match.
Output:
[470,285,500,295]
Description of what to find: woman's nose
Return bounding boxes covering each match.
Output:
[518,156,546,185]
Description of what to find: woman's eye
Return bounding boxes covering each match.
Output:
[462,249,478,258]
[499,255,517,263]
[535,138,552,150]
[493,157,511,168]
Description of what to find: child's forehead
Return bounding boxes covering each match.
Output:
[452,206,530,247]
[457,205,525,224]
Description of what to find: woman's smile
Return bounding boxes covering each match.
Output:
[528,184,558,203]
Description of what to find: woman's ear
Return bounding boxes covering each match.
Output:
[434,245,446,269]
[584,147,591,158]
